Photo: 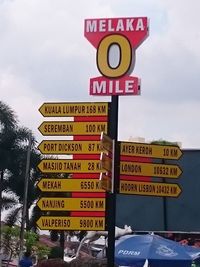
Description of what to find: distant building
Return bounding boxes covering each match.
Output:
[128,136,145,143]
[128,136,182,147]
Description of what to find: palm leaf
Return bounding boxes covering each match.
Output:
[4,206,22,226]
[2,194,18,210]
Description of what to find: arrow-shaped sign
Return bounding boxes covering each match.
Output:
[38,121,107,136]
[37,159,104,173]
[37,178,104,192]
[38,140,103,154]
[120,161,182,179]
[120,180,182,197]
[37,197,105,211]
[120,142,182,160]
[39,102,109,117]
[37,216,105,230]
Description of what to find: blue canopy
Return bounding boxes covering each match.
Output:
[115,234,200,267]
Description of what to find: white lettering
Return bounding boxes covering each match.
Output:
[116,19,124,31]
[109,80,113,93]
[90,78,139,96]
[86,18,145,33]
[136,18,144,31]
[118,249,140,256]
[99,20,106,32]
[125,80,134,93]
[108,19,115,31]
[86,20,97,32]
[92,81,106,94]
[115,81,123,93]
[126,19,134,31]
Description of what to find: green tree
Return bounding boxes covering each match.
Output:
[4,146,42,230]
[0,101,21,254]
[1,225,20,266]
[1,225,44,266]
[0,101,78,256]
[32,243,50,261]
[0,101,43,248]
[151,140,179,146]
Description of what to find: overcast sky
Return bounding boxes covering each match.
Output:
[1,0,200,148]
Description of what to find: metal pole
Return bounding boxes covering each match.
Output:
[107,95,119,267]
[162,159,168,231]
[0,171,3,267]
[18,133,32,265]
[60,231,65,259]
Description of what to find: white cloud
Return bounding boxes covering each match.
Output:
[0,69,43,138]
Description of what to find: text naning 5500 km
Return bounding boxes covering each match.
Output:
[37,198,105,211]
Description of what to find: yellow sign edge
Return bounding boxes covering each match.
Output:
[39,102,109,117]
[120,180,182,197]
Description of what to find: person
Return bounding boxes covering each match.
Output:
[19,251,33,267]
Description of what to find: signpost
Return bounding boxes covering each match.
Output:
[37,197,105,211]
[120,161,182,179]
[84,16,149,266]
[37,159,104,173]
[38,140,103,154]
[38,121,107,136]
[120,180,182,197]
[84,17,149,97]
[37,102,109,241]
[37,178,103,192]
[89,76,140,96]
[36,216,105,230]
[120,142,182,160]
[39,102,109,117]
[35,14,184,267]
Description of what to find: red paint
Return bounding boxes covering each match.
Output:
[73,154,100,160]
[120,175,151,182]
[90,76,140,96]
[73,135,101,141]
[71,211,105,217]
[120,156,152,182]
[72,192,105,198]
[84,17,149,49]
[74,116,108,122]
[120,155,152,162]
[71,173,100,179]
